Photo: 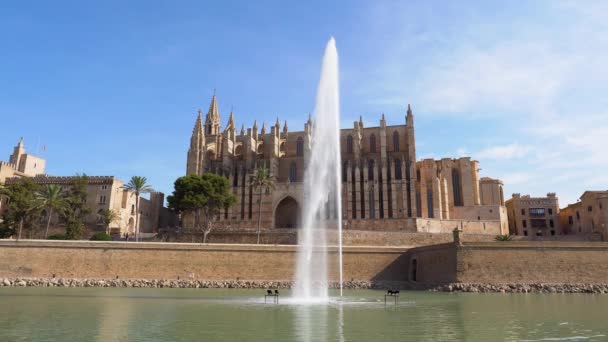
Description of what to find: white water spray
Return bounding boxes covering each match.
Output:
[294,37,343,301]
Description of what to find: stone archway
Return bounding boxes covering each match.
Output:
[274,196,300,228]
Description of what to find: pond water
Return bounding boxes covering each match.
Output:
[1,287,607,341]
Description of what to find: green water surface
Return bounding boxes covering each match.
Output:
[1,287,607,341]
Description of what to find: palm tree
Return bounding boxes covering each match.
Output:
[36,184,67,239]
[251,167,275,244]
[123,176,153,242]
[99,209,119,235]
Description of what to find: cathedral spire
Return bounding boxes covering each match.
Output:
[205,93,221,135]
[261,122,266,135]
[240,124,245,136]
[187,109,205,176]
[275,117,280,129]
[226,111,235,130]
[406,103,414,126]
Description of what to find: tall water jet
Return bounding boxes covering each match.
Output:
[294,37,342,301]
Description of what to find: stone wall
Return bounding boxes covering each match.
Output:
[407,241,608,284]
[158,229,601,247]
[415,218,503,235]
[0,240,410,282]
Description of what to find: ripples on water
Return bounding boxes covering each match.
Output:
[1,288,607,341]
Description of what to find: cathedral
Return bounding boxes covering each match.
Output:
[185,95,508,234]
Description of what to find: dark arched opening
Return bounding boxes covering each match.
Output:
[274,197,300,228]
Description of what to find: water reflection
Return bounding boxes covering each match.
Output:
[2,289,608,341]
[94,298,133,342]
[293,304,328,342]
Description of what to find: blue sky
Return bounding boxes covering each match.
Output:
[1,0,606,206]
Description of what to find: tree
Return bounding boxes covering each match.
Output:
[168,174,236,243]
[0,179,41,240]
[37,184,67,239]
[61,174,91,240]
[98,209,119,235]
[251,167,275,244]
[123,176,153,242]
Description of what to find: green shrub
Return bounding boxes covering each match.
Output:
[47,234,67,240]
[90,232,112,241]
[494,234,513,241]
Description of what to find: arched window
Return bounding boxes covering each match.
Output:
[452,169,463,206]
[289,162,297,182]
[280,142,285,154]
[235,145,243,159]
[257,143,264,154]
[207,125,212,135]
[296,137,304,156]
[370,134,377,153]
[346,135,353,153]
[368,159,375,181]
[342,161,348,182]
[394,159,402,180]
[393,131,400,152]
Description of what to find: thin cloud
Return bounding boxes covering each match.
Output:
[476,143,531,160]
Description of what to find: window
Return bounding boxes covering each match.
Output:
[394,159,402,180]
[521,209,526,216]
[551,230,555,236]
[289,162,297,182]
[416,169,421,182]
[393,131,399,152]
[576,211,580,220]
[531,219,547,228]
[452,169,463,206]
[588,206,593,212]
[427,185,434,218]
[369,187,375,219]
[370,134,376,153]
[549,219,554,227]
[568,216,573,224]
[548,208,553,215]
[522,220,527,228]
[524,230,528,236]
[296,137,304,157]
[342,161,348,182]
[101,185,108,190]
[529,208,545,216]
[98,195,106,204]
[346,135,353,154]
[368,159,375,181]
[131,205,135,215]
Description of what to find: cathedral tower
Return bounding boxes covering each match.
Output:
[186,110,205,175]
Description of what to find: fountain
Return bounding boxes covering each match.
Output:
[294,37,343,301]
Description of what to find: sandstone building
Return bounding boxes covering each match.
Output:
[0,138,45,184]
[1,139,175,237]
[183,95,508,234]
[560,191,608,237]
[0,138,46,214]
[505,193,561,236]
[4,175,168,237]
